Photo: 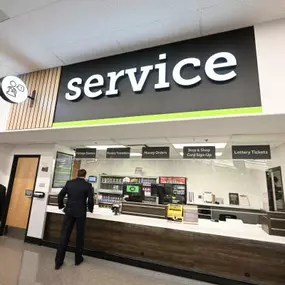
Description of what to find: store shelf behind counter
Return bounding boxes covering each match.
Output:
[189,202,264,224]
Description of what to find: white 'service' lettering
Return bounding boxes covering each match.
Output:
[65,52,238,101]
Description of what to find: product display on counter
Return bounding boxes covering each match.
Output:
[183,205,199,224]
[167,204,183,221]
[159,176,187,204]
[229,193,240,205]
[203,192,214,203]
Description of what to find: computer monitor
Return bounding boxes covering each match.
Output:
[151,184,165,204]
[123,183,144,202]
[88,176,97,183]
[125,184,140,194]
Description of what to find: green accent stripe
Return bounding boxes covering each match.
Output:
[52,106,262,128]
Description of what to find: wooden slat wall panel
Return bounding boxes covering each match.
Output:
[6,67,61,130]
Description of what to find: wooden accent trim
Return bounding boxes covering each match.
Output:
[72,160,81,179]
[6,67,61,130]
[19,74,30,130]
[48,67,61,127]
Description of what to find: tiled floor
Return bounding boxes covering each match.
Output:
[0,237,213,285]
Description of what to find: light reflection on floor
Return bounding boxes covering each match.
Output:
[0,237,212,285]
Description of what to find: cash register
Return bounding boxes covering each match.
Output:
[123,183,144,203]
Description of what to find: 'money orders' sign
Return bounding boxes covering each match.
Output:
[142,147,170,159]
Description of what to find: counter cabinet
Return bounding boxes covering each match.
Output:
[43,212,285,285]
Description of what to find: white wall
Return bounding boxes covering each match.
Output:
[255,18,285,115]
[271,143,285,181]
[0,144,13,187]
[81,159,267,209]
[0,98,10,132]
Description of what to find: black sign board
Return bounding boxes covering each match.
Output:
[75,148,96,159]
[183,146,216,159]
[142,147,170,159]
[232,145,271,159]
[106,148,131,159]
[54,27,261,127]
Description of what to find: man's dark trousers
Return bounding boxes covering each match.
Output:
[55,214,86,265]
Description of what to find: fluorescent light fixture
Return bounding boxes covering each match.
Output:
[130,153,142,157]
[180,152,223,157]
[86,145,125,150]
[173,143,227,149]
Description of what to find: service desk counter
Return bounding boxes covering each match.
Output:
[44,205,285,285]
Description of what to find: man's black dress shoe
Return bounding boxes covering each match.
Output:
[75,257,84,266]
[55,263,63,270]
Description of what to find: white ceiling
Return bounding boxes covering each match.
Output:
[1,0,285,77]
[2,114,285,148]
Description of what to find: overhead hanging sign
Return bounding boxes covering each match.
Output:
[53,27,261,127]
[183,146,216,159]
[75,148,96,159]
[232,145,271,159]
[106,148,131,159]
[142,147,170,159]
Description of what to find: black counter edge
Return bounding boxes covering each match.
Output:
[25,237,256,285]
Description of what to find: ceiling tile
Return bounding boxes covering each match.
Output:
[109,0,222,13]
[116,10,200,53]
[0,0,57,18]
[201,0,285,36]
[0,0,285,78]
[52,35,122,64]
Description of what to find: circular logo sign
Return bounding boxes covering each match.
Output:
[0,76,28,104]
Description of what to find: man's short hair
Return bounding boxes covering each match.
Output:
[77,169,87,178]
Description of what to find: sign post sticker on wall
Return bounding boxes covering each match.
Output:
[0,76,28,104]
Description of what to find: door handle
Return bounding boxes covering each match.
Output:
[33,191,45,199]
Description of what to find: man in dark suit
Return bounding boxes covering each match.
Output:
[55,169,94,270]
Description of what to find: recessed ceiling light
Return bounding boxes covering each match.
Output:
[130,153,142,157]
[86,145,125,150]
[173,143,227,149]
